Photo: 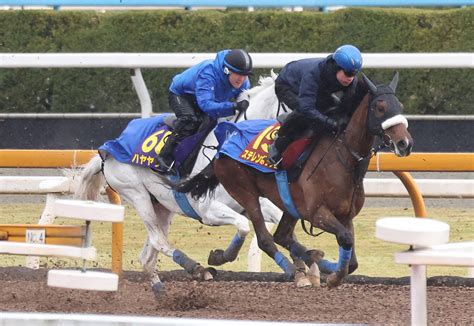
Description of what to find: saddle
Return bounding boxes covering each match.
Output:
[269,113,319,180]
[157,114,217,178]
[275,111,349,181]
[163,115,178,129]
[279,136,318,182]
[215,117,340,182]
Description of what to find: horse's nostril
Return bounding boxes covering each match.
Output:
[397,139,407,150]
[399,139,413,155]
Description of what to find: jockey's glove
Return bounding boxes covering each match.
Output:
[235,99,250,113]
[323,116,339,131]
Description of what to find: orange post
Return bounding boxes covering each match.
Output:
[106,187,123,276]
[393,171,427,217]
[369,152,474,172]
[0,149,95,168]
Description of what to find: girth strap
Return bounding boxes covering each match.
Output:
[275,170,301,220]
[169,175,201,221]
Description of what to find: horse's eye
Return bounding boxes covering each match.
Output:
[374,101,386,118]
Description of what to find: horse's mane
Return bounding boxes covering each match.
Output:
[339,75,370,117]
[241,70,278,99]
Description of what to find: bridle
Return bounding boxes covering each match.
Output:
[301,89,407,237]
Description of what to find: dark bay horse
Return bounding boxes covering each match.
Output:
[175,73,413,287]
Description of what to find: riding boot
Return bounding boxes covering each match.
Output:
[155,134,179,173]
[268,112,309,165]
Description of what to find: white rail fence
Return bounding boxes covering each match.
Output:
[0,313,310,326]
[1,176,472,198]
[1,174,472,272]
[3,52,473,68]
[1,52,473,117]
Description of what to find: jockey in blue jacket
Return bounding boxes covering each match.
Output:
[155,49,253,173]
[268,44,363,165]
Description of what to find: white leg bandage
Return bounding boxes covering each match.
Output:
[382,114,408,130]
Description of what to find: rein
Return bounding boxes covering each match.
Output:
[301,126,387,237]
[201,101,252,163]
[301,132,380,238]
[301,219,325,237]
[276,100,290,117]
[336,132,388,184]
[301,130,339,237]
[306,131,340,181]
[233,104,248,122]
[338,132,388,228]
[202,144,219,162]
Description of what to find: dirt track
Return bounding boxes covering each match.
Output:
[1,267,472,324]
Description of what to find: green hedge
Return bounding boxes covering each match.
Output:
[0,8,473,114]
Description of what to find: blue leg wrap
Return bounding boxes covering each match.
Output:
[318,247,352,274]
[223,233,245,261]
[274,251,292,275]
[319,259,338,274]
[172,249,185,265]
[172,249,197,274]
[338,246,352,269]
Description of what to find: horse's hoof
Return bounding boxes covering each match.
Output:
[203,270,214,281]
[327,272,343,288]
[192,265,216,281]
[152,282,165,298]
[295,272,312,288]
[208,249,227,266]
[307,263,321,287]
[206,266,217,278]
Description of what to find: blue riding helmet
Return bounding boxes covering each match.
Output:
[223,49,253,76]
[333,45,363,76]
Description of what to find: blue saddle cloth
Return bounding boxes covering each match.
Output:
[214,119,279,173]
[99,114,172,168]
[215,119,302,219]
[99,113,216,175]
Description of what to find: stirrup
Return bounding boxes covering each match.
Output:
[154,157,175,174]
[268,155,282,166]
[267,144,282,166]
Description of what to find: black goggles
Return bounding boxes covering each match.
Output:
[342,70,357,77]
[337,65,358,77]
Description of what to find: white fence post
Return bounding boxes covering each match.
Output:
[25,193,58,269]
[130,68,153,118]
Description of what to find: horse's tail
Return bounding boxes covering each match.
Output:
[73,155,106,201]
[174,161,219,200]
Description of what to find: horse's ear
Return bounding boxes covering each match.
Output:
[362,73,377,94]
[389,71,399,92]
